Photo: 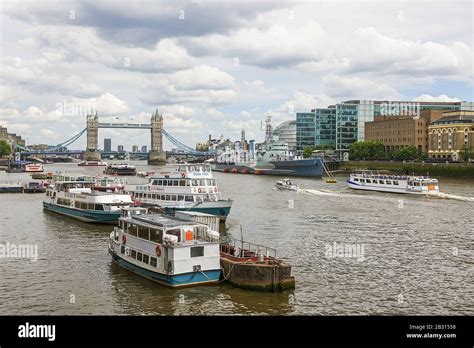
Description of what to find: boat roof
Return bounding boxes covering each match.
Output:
[126,213,200,229]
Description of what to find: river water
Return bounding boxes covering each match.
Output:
[0,162,473,315]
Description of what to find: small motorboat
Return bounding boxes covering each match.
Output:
[275,178,299,191]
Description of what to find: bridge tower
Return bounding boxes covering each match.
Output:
[84,112,101,161]
[148,109,166,164]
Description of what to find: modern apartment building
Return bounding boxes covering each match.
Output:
[104,138,111,152]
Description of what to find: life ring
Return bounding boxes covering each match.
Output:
[155,244,161,257]
[122,234,127,245]
[181,173,185,178]
[198,188,202,193]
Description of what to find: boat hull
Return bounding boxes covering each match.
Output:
[141,200,232,221]
[215,159,324,177]
[43,202,121,223]
[0,187,23,193]
[347,180,433,194]
[109,249,221,288]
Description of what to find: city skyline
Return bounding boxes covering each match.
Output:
[1,0,473,150]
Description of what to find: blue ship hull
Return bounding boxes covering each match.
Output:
[110,250,221,287]
[164,205,231,221]
[215,158,325,177]
[43,202,121,223]
[0,186,23,193]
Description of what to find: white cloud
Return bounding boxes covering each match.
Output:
[412,94,461,102]
[322,74,400,100]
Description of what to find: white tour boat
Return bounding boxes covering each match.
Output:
[78,160,107,166]
[275,178,299,191]
[347,170,440,194]
[108,207,221,287]
[24,163,44,172]
[125,164,233,221]
[43,173,133,223]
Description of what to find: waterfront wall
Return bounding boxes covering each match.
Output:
[341,161,474,178]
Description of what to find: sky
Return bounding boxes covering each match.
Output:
[0,0,473,151]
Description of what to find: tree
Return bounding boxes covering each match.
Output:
[349,141,385,160]
[459,145,473,162]
[0,140,11,156]
[303,147,315,158]
[390,146,418,161]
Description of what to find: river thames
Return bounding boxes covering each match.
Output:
[0,162,473,315]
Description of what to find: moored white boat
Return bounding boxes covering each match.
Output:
[125,164,232,221]
[347,170,440,194]
[78,160,107,166]
[108,207,221,287]
[24,163,44,172]
[43,173,133,223]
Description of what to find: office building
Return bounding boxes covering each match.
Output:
[273,120,297,151]
[117,145,124,152]
[104,138,111,152]
[141,145,147,153]
[132,145,139,153]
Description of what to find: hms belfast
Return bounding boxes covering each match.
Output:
[213,117,338,178]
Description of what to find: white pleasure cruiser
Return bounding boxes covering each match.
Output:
[108,207,221,287]
[347,170,440,194]
[43,173,133,223]
[125,164,232,221]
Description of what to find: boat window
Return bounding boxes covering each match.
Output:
[360,179,365,183]
[95,204,104,210]
[414,182,420,186]
[165,195,171,201]
[393,181,399,185]
[192,180,198,186]
[190,246,204,258]
[136,252,143,262]
[129,224,138,237]
[171,195,177,201]
[386,181,391,185]
[162,180,168,186]
[185,196,193,202]
[178,195,184,201]
[366,179,371,183]
[168,180,173,186]
[143,254,149,264]
[88,203,95,210]
[379,180,384,184]
[75,201,81,208]
[160,195,165,200]
[166,229,181,242]
[131,250,136,259]
[180,180,186,186]
[121,245,125,254]
[173,180,179,186]
[138,226,149,240]
[354,178,359,182]
[150,257,157,267]
[150,229,163,243]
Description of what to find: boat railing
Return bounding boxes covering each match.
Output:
[219,236,277,259]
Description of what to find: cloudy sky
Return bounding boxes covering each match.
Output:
[1,0,473,150]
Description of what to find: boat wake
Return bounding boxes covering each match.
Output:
[427,191,474,202]
[298,188,342,197]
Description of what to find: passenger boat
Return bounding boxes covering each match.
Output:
[78,160,107,166]
[347,170,440,194]
[108,207,221,287]
[104,163,137,176]
[43,174,133,223]
[125,164,233,221]
[275,178,299,191]
[24,163,44,172]
[23,181,46,193]
[93,176,127,193]
[0,181,23,193]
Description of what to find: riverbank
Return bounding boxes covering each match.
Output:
[340,161,474,178]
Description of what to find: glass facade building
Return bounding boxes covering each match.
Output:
[296,100,468,154]
[296,112,316,152]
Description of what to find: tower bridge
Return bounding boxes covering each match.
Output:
[85,109,166,164]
